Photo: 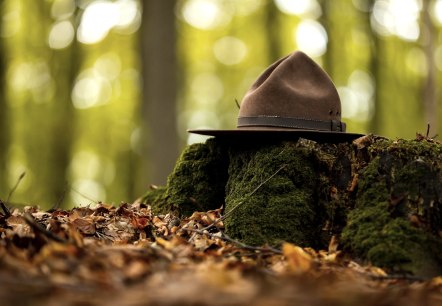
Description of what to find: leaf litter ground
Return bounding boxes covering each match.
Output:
[0,202,441,305]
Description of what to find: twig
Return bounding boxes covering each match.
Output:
[0,199,11,217]
[180,227,282,254]
[23,212,67,243]
[367,272,426,282]
[201,164,287,231]
[51,182,68,211]
[6,172,25,204]
[234,99,240,109]
[426,123,430,138]
[70,186,98,203]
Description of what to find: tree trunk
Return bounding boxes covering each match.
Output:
[0,1,8,199]
[140,0,179,186]
[421,0,438,134]
[47,29,79,208]
[264,0,281,61]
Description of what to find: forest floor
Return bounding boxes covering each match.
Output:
[0,202,441,306]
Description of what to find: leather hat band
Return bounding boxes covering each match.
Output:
[237,116,346,132]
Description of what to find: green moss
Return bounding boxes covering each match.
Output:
[140,135,442,276]
[341,139,442,276]
[141,186,166,207]
[224,141,322,247]
[142,138,229,216]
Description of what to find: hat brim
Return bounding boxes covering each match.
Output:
[188,128,365,143]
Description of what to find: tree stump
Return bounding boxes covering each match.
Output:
[142,136,442,276]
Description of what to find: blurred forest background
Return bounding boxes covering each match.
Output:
[0,0,441,208]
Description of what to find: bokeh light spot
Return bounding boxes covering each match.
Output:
[213,36,248,65]
[339,70,374,122]
[72,69,112,109]
[94,53,122,80]
[434,0,442,24]
[71,179,106,205]
[295,19,328,57]
[371,0,421,41]
[48,21,75,49]
[1,9,20,37]
[275,0,322,18]
[8,61,52,94]
[51,0,76,20]
[77,0,140,44]
[181,0,231,30]
[114,0,141,34]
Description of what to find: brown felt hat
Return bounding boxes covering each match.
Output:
[188,51,364,142]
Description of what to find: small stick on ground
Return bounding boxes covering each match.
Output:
[367,273,426,282]
[181,227,282,255]
[23,212,67,243]
[6,172,25,204]
[50,182,68,211]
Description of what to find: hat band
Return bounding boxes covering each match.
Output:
[237,116,346,132]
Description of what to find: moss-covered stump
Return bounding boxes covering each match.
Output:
[141,136,442,276]
[224,141,322,247]
[141,138,229,216]
[341,139,442,276]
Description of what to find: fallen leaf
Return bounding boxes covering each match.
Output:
[282,243,312,274]
[71,218,96,235]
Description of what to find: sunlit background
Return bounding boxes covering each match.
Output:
[0,0,441,208]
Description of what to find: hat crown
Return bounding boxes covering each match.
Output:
[238,51,344,131]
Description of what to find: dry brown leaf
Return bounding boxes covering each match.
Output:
[6,215,32,237]
[155,237,175,251]
[71,218,96,235]
[152,216,166,228]
[131,217,149,229]
[1,200,440,306]
[282,242,313,274]
[429,276,442,289]
[353,134,373,149]
[328,235,339,254]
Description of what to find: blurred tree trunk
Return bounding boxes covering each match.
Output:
[140,0,179,186]
[318,0,332,74]
[0,1,8,198]
[368,0,381,134]
[265,0,281,61]
[7,0,77,206]
[421,0,438,134]
[47,27,79,208]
